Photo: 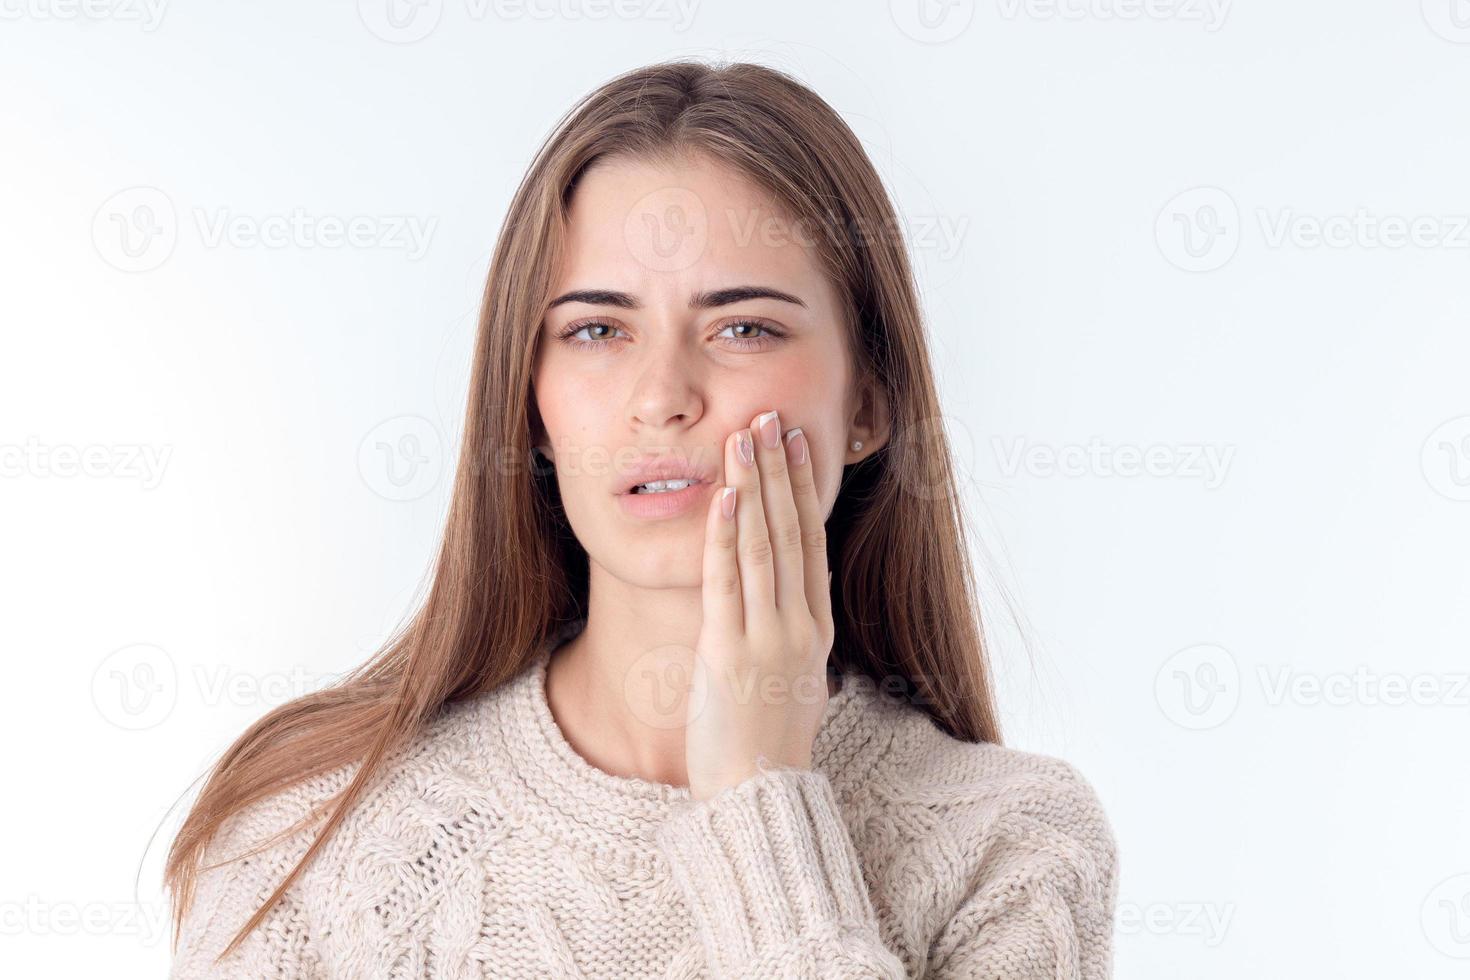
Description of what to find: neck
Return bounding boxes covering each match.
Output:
[545,558,838,788]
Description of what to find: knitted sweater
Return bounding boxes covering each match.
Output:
[170,635,1119,979]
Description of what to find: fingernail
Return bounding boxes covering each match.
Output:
[757,410,780,449]
[737,429,755,467]
[720,486,737,519]
[783,427,807,466]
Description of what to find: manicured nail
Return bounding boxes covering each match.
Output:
[783,427,807,466]
[736,429,755,467]
[757,410,780,449]
[720,486,737,519]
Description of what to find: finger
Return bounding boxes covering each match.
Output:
[700,480,742,639]
[728,423,776,631]
[781,424,831,630]
[752,409,807,616]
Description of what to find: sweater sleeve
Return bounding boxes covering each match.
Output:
[653,765,909,979]
[168,790,327,980]
[654,759,1119,980]
[925,760,1120,980]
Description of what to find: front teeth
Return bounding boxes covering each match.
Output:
[633,478,697,494]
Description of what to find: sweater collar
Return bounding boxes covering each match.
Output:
[472,621,904,855]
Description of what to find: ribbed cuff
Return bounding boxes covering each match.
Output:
[654,766,883,977]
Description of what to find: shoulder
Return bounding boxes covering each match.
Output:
[187,760,358,903]
[912,718,1114,844]
[876,702,1118,883]
[171,693,496,977]
[211,767,354,861]
[845,693,1119,971]
[171,766,352,979]
[838,678,1116,856]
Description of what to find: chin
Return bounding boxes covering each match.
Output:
[611,544,704,590]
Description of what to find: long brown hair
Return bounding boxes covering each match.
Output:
[164,57,1002,963]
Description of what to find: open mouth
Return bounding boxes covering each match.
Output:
[628,478,703,495]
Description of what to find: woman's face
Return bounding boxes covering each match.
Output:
[531,152,878,588]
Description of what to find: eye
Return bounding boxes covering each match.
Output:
[715,319,785,349]
[553,317,786,351]
[556,320,628,350]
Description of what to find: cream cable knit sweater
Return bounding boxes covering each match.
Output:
[170,629,1119,979]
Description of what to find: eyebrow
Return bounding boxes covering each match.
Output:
[546,285,807,311]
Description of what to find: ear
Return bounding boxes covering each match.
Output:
[527,404,553,460]
[845,376,891,464]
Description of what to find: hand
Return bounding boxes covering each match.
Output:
[685,408,836,802]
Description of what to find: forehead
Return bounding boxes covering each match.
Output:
[556,152,831,299]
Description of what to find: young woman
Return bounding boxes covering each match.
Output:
[165,60,1118,979]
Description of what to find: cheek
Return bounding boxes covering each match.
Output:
[733,373,847,507]
[533,366,629,505]
[534,359,609,447]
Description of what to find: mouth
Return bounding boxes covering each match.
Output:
[625,477,706,495]
[615,474,713,520]
[613,453,719,519]
[614,454,720,497]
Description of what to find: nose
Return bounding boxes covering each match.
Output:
[627,338,705,431]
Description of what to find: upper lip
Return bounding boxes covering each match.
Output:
[615,452,719,494]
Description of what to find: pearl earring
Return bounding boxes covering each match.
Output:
[851,440,862,451]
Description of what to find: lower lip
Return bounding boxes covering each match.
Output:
[616,481,712,519]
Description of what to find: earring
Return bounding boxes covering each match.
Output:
[851,440,862,451]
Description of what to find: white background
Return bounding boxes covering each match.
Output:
[3,2,1468,977]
